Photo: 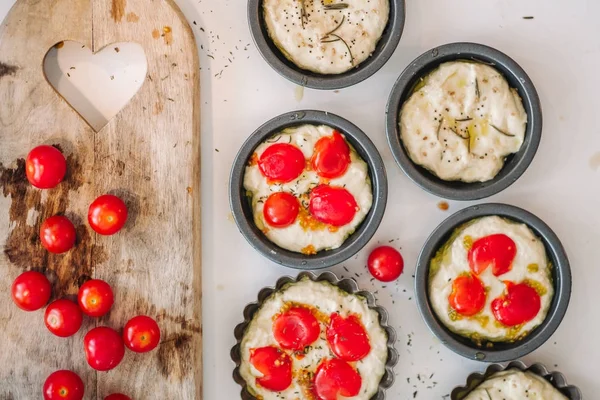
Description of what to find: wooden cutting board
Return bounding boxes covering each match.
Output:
[0,0,201,398]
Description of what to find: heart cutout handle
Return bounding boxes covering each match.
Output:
[44,41,148,132]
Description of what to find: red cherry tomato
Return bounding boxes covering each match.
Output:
[263,192,300,228]
[314,358,362,400]
[468,234,516,277]
[40,216,76,254]
[44,299,83,338]
[273,307,320,351]
[11,271,51,311]
[367,246,404,282]
[311,131,351,179]
[448,274,487,317]
[249,346,292,392]
[77,279,114,317]
[88,195,128,235]
[326,313,371,361]
[258,143,305,183]
[43,370,84,400]
[84,327,125,371]
[26,145,67,189]
[492,281,541,326]
[309,185,358,227]
[123,315,161,353]
[104,394,131,400]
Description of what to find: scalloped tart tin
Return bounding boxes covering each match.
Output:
[452,360,582,399]
[231,271,398,399]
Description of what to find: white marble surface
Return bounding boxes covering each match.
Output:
[2,0,599,398]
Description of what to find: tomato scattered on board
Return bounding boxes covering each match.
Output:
[492,281,541,326]
[123,315,161,353]
[11,271,51,311]
[26,145,67,189]
[313,358,362,400]
[311,131,351,179]
[468,233,516,277]
[40,215,77,254]
[78,279,114,318]
[88,194,128,236]
[448,274,487,317]
[309,185,358,227]
[249,346,293,392]
[367,246,404,282]
[44,299,83,338]
[43,370,84,400]
[258,143,305,183]
[84,327,125,371]
[326,313,371,361]
[263,192,300,228]
[273,307,320,351]
[104,394,131,400]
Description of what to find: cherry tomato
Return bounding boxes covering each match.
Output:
[249,346,292,392]
[123,315,161,353]
[104,394,131,400]
[468,234,516,277]
[492,281,541,326]
[326,313,371,361]
[309,185,358,227]
[78,279,114,317]
[43,370,84,400]
[311,131,351,179]
[84,327,125,371]
[367,246,404,282]
[45,299,83,337]
[40,216,76,254]
[258,143,305,183]
[26,145,67,189]
[88,195,128,235]
[273,307,320,351]
[313,358,361,400]
[263,192,300,228]
[11,271,51,311]
[448,274,487,317]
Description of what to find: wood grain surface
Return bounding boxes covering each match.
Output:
[0,0,201,398]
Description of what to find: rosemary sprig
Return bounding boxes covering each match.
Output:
[466,128,471,153]
[449,127,469,140]
[321,15,345,39]
[436,117,444,139]
[455,117,473,122]
[475,78,480,99]
[300,0,308,29]
[324,3,349,10]
[484,389,492,400]
[265,135,282,143]
[490,124,515,137]
[327,33,354,64]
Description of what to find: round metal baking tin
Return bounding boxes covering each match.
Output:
[386,42,543,200]
[229,110,388,270]
[231,271,399,399]
[248,0,406,90]
[451,360,582,399]
[415,203,571,363]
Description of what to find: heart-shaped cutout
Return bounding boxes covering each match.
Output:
[44,41,148,132]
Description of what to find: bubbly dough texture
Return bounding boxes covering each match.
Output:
[464,369,568,400]
[240,278,388,400]
[429,216,554,342]
[400,61,527,182]
[263,0,390,74]
[244,124,373,253]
